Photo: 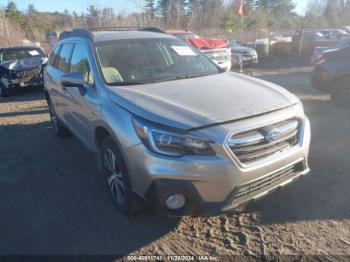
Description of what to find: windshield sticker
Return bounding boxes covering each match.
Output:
[28,50,40,56]
[171,46,197,56]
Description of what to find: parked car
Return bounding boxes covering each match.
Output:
[44,28,310,217]
[321,33,350,41]
[0,45,47,97]
[310,38,350,65]
[319,29,349,36]
[311,46,350,107]
[292,31,324,42]
[228,39,258,66]
[167,30,231,71]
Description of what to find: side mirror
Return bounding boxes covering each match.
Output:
[60,72,84,88]
[41,56,49,65]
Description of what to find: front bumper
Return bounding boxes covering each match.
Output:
[125,111,311,217]
[242,56,258,65]
[145,160,309,217]
[1,74,42,90]
[232,52,258,66]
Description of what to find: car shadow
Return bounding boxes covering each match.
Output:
[0,86,45,103]
[0,120,179,254]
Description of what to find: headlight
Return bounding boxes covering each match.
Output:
[133,118,215,157]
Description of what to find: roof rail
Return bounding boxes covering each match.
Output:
[90,26,168,34]
[58,26,168,41]
[139,27,168,34]
[90,26,139,32]
[59,28,93,41]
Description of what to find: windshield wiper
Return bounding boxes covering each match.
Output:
[154,73,212,83]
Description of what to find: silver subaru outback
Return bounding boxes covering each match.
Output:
[44,28,311,217]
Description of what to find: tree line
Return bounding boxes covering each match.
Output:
[0,0,349,45]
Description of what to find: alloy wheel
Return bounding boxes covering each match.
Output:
[103,148,126,204]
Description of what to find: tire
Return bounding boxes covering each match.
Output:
[331,76,350,109]
[47,98,70,137]
[99,136,141,215]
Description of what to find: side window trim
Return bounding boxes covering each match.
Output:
[53,45,62,69]
[70,42,96,88]
[67,43,76,73]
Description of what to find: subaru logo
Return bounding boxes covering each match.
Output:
[265,129,282,142]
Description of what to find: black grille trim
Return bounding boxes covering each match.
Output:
[233,162,303,201]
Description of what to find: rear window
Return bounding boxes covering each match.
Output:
[56,43,74,73]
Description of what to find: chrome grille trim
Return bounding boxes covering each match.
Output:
[227,118,300,165]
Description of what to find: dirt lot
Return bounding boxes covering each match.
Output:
[1,64,350,258]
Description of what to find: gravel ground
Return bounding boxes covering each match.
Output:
[1,65,350,258]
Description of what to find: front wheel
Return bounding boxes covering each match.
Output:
[331,77,350,109]
[99,136,141,215]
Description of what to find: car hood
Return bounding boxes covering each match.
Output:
[108,72,299,130]
[0,57,42,72]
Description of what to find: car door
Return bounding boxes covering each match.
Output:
[63,42,98,149]
[46,43,75,124]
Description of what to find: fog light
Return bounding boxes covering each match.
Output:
[164,194,186,211]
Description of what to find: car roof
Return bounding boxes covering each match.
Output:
[92,30,176,43]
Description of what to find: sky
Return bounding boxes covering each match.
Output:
[0,0,309,15]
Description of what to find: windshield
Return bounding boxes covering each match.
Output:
[0,47,44,63]
[96,38,220,85]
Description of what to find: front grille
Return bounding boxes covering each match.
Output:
[227,119,300,164]
[233,162,303,201]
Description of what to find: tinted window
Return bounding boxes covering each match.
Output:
[49,45,60,67]
[70,44,94,86]
[57,43,74,73]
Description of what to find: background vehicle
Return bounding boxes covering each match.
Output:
[167,30,231,71]
[311,46,350,107]
[319,28,349,36]
[292,31,324,42]
[0,45,47,97]
[311,38,350,65]
[228,39,258,66]
[321,33,350,41]
[44,28,310,217]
